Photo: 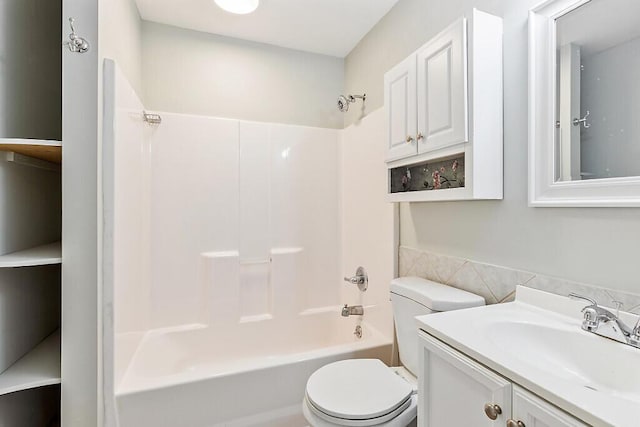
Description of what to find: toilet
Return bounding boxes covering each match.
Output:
[302,277,485,427]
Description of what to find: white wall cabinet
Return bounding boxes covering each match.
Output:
[419,332,589,427]
[385,9,503,202]
[385,19,466,163]
[416,18,468,154]
[384,55,417,162]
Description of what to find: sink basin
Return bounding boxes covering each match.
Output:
[416,287,640,426]
[487,320,640,403]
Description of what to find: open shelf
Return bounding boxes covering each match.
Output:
[0,138,61,164]
[0,242,62,268]
[0,330,60,396]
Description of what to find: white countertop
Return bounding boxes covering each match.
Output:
[416,286,640,427]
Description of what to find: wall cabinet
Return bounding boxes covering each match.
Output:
[385,19,467,163]
[419,332,588,427]
[385,55,417,162]
[385,9,503,202]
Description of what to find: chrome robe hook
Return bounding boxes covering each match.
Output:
[573,110,591,129]
[64,18,90,53]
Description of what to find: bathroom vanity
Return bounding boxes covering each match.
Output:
[416,287,640,427]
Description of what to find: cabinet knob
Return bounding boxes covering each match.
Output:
[483,403,502,420]
[406,135,414,143]
[506,419,526,427]
[417,132,424,141]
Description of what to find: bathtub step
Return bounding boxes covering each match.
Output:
[0,329,61,396]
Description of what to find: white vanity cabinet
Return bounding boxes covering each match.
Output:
[512,386,589,427]
[385,9,503,202]
[418,332,589,427]
[419,331,511,426]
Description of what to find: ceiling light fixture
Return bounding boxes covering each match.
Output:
[214,0,260,15]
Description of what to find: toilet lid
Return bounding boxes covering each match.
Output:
[305,359,413,421]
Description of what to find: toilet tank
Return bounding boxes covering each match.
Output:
[390,277,485,376]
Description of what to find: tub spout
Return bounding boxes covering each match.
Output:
[341,304,364,317]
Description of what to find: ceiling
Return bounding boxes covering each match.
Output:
[134,0,400,58]
[556,0,640,57]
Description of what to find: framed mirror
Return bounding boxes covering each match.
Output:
[529,0,640,206]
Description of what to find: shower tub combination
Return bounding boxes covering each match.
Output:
[116,314,391,426]
[104,60,394,427]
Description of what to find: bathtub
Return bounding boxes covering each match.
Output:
[115,311,392,427]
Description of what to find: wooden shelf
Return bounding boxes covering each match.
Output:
[0,330,60,396]
[0,242,62,268]
[0,138,61,164]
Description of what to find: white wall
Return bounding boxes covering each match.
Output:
[344,0,640,296]
[580,36,640,179]
[340,108,396,339]
[141,21,345,129]
[0,0,61,140]
[100,0,143,97]
[343,0,431,128]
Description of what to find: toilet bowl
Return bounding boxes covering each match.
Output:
[302,277,485,426]
[302,359,417,427]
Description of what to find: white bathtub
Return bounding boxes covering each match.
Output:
[115,312,392,427]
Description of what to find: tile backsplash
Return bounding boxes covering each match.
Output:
[399,246,640,314]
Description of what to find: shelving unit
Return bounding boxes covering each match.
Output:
[0,330,61,396]
[0,0,63,423]
[0,242,62,268]
[0,139,62,164]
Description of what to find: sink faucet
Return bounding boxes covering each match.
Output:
[341,304,364,317]
[569,293,640,349]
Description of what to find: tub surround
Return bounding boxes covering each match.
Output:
[399,246,640,312]
[104,61,395,426]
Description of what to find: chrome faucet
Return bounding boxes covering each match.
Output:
[569,293,640,349]
[341,304,364,317]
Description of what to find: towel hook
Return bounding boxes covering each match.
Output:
[64,18,90,53]
[573,110,591,129]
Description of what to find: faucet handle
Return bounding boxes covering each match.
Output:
[569,293,597,307]
[343,267,368,292]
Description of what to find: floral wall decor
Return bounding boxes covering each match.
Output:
[390,155,465,193]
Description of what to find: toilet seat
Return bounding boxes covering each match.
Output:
[304,359,415,427]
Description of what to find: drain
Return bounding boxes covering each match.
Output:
[584,385,598,392]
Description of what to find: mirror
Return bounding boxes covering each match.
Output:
[529,0,640,206]
[555,0,640,182]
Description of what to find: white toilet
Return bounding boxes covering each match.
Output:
[302,277,485,427]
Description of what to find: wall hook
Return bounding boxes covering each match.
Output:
[64,18,90,53]
[573,110,591,129]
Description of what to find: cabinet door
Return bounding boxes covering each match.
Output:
[416,17,468,154]
[419,331,511,427]
[511,385,589,427]
[384,55,417,162]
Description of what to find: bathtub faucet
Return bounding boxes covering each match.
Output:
[342,304,364,317]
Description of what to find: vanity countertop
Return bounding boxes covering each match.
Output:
[416,286,640,427]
